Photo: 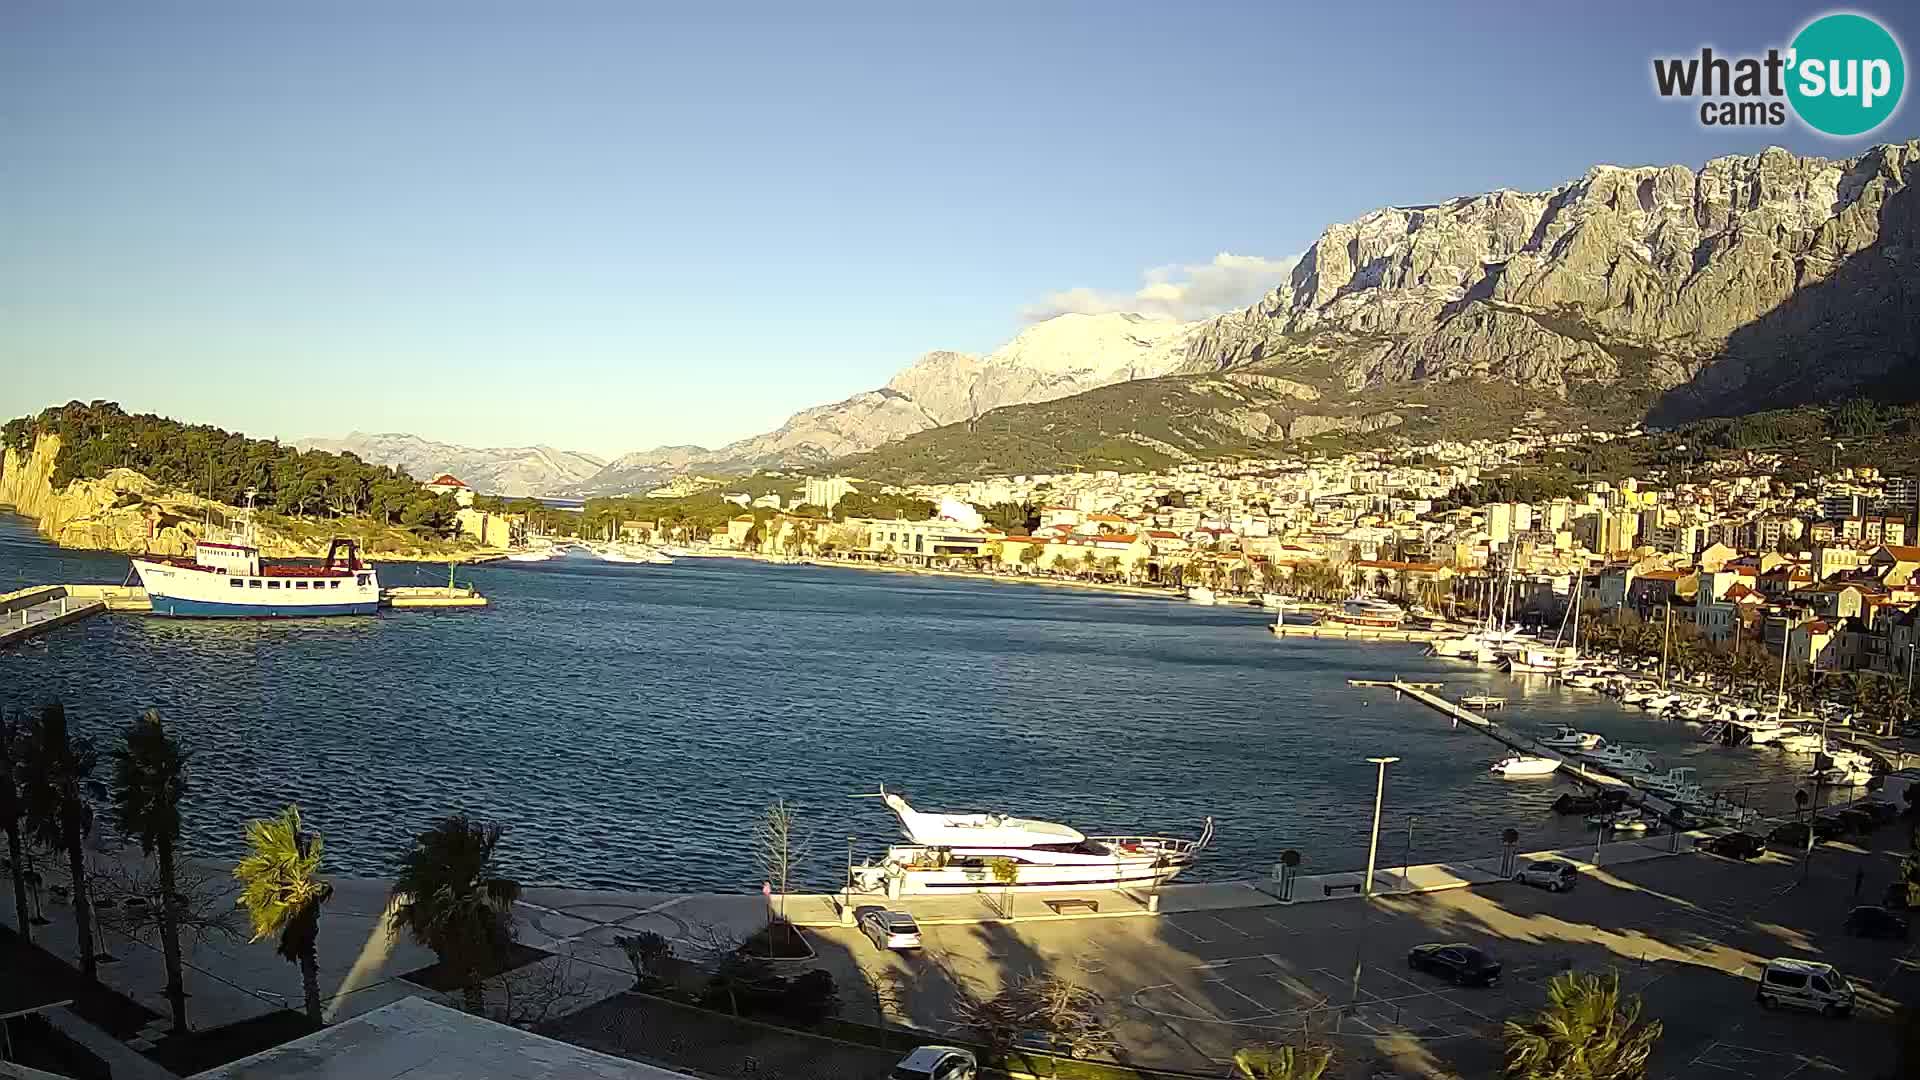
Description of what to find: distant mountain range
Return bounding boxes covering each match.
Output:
[294,433,606,497]
[315,139,1920,492]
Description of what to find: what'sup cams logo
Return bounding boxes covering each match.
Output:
[1653,12,1905,136]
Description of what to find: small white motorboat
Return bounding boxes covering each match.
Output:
[1491,755,1562,778]
[1538,726,1604,751]
[1186,586,1218,606]
[1461,695,1505,709]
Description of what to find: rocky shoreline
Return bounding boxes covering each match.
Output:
[0,434,504,565]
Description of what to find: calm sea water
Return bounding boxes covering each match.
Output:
[0,513,1834,892]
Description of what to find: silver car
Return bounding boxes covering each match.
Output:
[858,906,923,950]
[891,1045,976,1080]
[1513,859,1578,892]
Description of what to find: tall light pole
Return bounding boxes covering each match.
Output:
[1363,756,1400,897]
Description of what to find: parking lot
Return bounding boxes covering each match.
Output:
[807,833,1919,1078]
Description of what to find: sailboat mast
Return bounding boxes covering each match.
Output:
[1658,603,1671,689]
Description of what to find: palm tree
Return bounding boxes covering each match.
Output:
[1234,1045,1331,1080]
[234,805,334,1023]
[19,703,102,980]
[388,815,521,1015]
[0,710,32,943]
[1504,971,1661,1079]
[112,710,191,1031]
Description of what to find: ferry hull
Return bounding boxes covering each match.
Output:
[145,597,378,618]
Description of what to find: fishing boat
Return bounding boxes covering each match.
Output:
[131,496,379,618]
[1538,726,1604,751]
[849,790,1213,896]
[1490,756,1561,778]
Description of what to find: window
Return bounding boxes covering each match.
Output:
[249,579,263,588]
[329,581,340,589]
[231,579,244,588]
[294,581,308,589]
[267,580,280,589]
[1811,977,1830,993]
[1766,969,1807,988]
[357,574,371,586]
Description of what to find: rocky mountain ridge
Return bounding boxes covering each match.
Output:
[1176,140,1920,421]
[572,312,1209,493]
[294,432,607,497]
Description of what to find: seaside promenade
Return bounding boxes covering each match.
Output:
[6,815,1911,1079]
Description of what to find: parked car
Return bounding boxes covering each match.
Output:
[857,907,923,951]
[1699,831,1767,860]
[1769,819,1843,848]
[1406,943,1502,986]
[1756,957,1854,1016]
[1843,905,1910,940]
[891,1046,977,1080]
[1857,799,1900,825]
[1513,859,1579,892]
[1834,807,1877,834]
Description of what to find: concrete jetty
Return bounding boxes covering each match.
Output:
[1270,622,1442,642]
[381,585,489,608]
[1374,679,1693,821]
[0,585,107,647]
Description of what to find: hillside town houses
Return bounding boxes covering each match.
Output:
[727,427,1920,683]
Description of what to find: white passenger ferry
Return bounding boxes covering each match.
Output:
[130,496,379,618]
[851,790,1212,897]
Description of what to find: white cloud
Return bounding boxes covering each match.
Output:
[1022,251,1298,323]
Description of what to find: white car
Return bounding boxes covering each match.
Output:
[891,1045,977,1080]
[1513,859,1578,892]
[858,906,923,950]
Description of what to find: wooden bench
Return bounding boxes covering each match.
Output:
[1323,882,1364,897]
[1045,898,1099,915]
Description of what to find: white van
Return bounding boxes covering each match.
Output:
[1756,958,1854,1016]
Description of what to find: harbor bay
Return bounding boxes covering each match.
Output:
[0,513,1835,894]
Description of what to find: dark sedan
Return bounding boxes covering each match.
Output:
[1699,831,1767,860]
[1844,905,1910,940]
[1407,943,1502,987]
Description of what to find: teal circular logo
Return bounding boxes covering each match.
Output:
[1788,13,1905,137]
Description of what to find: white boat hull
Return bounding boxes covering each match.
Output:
[133,559,379,618]
[1491,756,1562,777]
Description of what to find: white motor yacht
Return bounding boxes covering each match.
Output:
[1490,756,1562,778]
[850,791,1213,897]
[1579,744,1656,776]
[1639,767,1705,804]
[1185,586,1218,606]
[1538,726,1604,751]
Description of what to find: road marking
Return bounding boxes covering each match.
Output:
[1206,978,1280,1019]
[1164,988,1223,1023]
[1203,913,1254,938]
[1160,918,1213,944]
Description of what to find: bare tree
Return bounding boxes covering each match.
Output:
[613,929,675,989]
[484,955,595,1029]
[754,797,804,923]
[950,970,1118,1059]
[95,855,244,950]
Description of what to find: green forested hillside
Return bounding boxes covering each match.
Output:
[3,401,460,532]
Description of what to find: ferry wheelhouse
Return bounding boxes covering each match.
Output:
[132,515,380,618]
[851,791,1212,897]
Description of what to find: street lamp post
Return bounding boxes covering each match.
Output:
[1402,816,1417,891]
[1363,756,1400,897]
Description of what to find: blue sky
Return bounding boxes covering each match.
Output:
[4,1,1916,459]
